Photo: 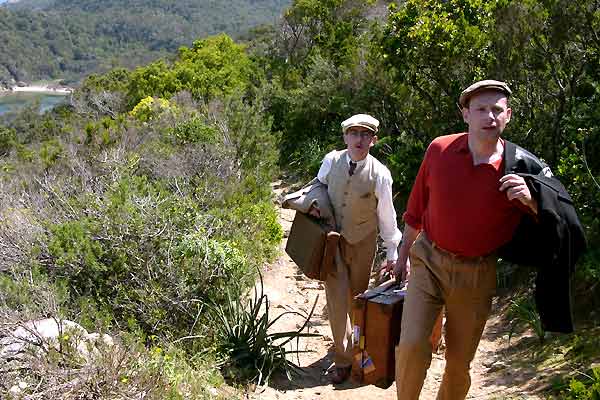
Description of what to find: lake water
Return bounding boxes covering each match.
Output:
[0,92,69,116]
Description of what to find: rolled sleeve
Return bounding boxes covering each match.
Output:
[317,150,336,184]
[375,172,402,261]
[403,148,431,231]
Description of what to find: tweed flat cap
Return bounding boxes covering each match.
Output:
[341,114,379,134]
[459,80,512,108]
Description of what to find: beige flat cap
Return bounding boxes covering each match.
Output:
[459,80,512,108]
[341,114,379,134]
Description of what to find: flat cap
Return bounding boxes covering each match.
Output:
[341,114,379,134]
[459,80,512,108]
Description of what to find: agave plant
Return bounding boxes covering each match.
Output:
[209,274,320,386]
[507,295,545,344]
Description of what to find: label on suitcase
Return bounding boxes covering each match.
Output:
[351,280,406,389]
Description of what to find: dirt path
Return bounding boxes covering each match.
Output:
[250,182,545,400]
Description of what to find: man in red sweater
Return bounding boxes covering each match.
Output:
[391,80,538,400]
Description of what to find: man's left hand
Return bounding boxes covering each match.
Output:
[383,259,396,272]
[499,174,538,214]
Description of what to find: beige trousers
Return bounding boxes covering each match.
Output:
[395,233,497,400]
[324,231,377,367]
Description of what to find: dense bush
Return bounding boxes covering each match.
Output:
[0,56,282,350]
[557,367,600,400]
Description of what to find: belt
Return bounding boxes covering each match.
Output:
[422,233,495,263]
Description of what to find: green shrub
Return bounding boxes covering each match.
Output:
[560,367,600,400]
[167,117,218,145]
[0,126,15,156]
[172,233,253,303]
[42,176,263,342]
[0,264,68,315]
[506,294,545,344]
[211,199,283,266]
[130,96,176,122]
[48,219,105,276]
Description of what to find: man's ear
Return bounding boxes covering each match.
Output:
[506,107,512,124]
[369,135,378,148]
[462,107,470,124]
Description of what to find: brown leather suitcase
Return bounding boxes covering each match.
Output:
[351,281,445,388]
[351,280,405,388]
[285,211,339,281]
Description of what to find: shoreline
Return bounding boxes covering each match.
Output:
[11,85,73,95]
[1,85,73,95]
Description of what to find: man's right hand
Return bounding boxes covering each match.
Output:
[392,257,410,282]
[391,223,420,283]
[308,205,321,218]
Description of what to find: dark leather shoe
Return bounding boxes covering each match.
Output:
[330,366,351,384]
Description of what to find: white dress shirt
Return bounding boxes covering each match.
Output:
[317,150,402,261]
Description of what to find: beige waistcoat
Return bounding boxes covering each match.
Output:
[327,150,378,244]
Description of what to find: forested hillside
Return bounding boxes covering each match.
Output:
[0,0,290,84]
[1,0,599,398]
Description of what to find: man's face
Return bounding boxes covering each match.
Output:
[343,126,377,161]
[462,90,512,144]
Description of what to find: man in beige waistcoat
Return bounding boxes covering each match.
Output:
[309,113,402,384]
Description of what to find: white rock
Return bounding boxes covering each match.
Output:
[0,318,114,362]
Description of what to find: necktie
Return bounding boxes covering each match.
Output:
[349,161,357,176]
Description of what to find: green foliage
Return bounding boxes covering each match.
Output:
[176,35,255,101]
[560,367,600,400]
[40,175,261,340]
[167,116,218,145]
[0,125,15,156]
[48,218,104,277]
[209,277,318,385]
[126,35,256,108]
[211,198,283,267]
[220,92,280,174]
[130,96,175,122]
[0,0,292,83]
[79,68,131,94]
[39,138,63,169]
[0,264,69,314]
[281,0,374,67]
[0,80,283,343]
[268,55,356,168]
[173,233,254,303]
[506,294,545,344]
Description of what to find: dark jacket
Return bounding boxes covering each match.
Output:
[500,140,587,333]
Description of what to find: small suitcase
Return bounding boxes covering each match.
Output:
[351,280,405,388]
[285,211,339,281]
[351,281,445,388]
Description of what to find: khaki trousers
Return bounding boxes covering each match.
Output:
[324,231,377,367]
[395,233,496,400]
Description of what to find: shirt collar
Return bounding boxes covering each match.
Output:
[453,133,505,155]
[345,152,368,166]
[454,133,470,153]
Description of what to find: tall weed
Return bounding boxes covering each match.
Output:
[506,294,545,344]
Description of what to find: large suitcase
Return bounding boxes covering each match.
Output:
[351,280,444,388]
[351,280,405,388]
[285,211,339,281]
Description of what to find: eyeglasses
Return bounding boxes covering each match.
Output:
[346,130,374,140]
